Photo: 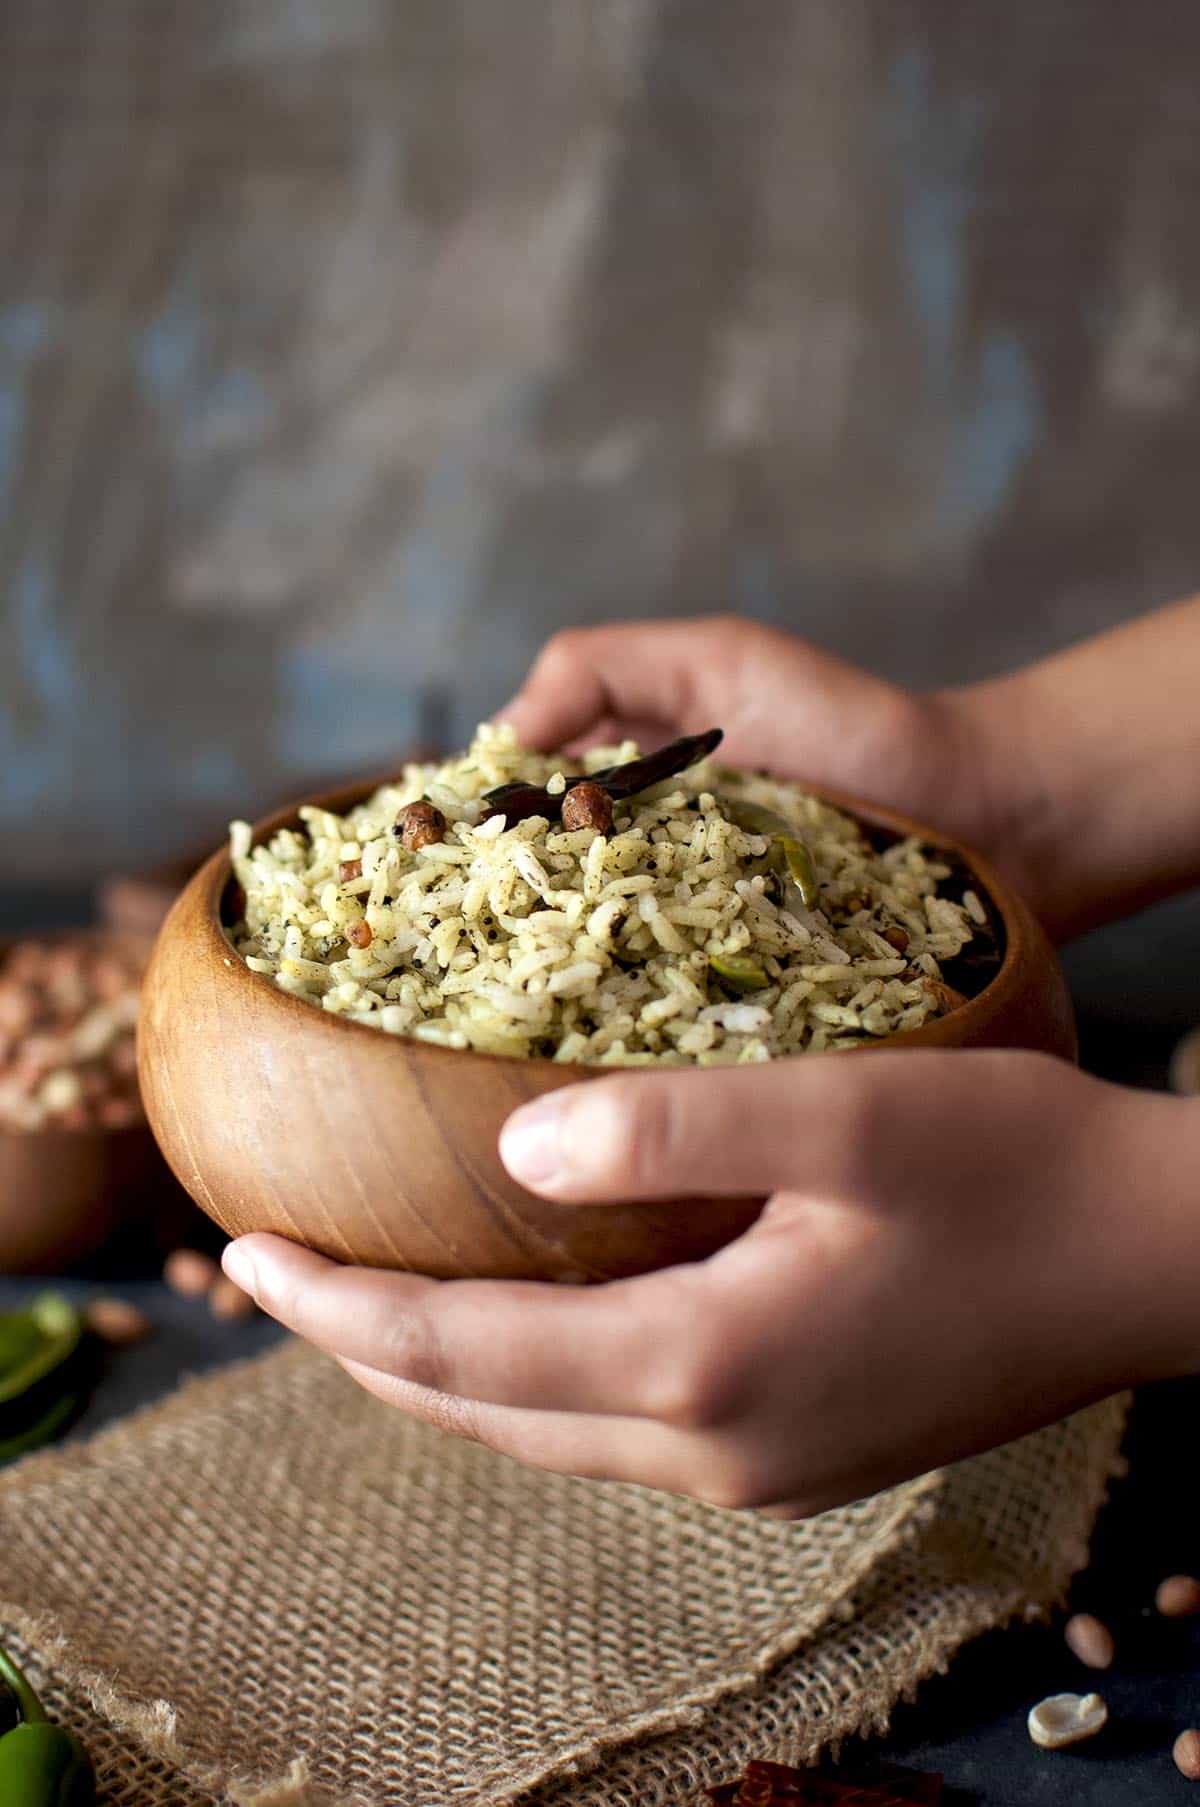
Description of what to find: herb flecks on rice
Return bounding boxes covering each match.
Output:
[228,724,981,1065]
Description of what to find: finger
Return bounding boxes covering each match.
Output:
[561,715,675,758]
[337,1356,745,1503]
[498,1058,861,1203]
[222,1232,715,1418]
[495,619,746,752]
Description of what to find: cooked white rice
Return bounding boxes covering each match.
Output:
[228,724,983,1065]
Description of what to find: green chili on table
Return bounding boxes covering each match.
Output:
[0,1295,88,1465]
[0,1392,81,1466]
[0,1645,95,1806]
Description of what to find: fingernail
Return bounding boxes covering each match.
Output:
[499,1097,564,1187]
[221,1241,259,1299]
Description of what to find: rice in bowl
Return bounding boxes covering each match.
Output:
[228,725,992,1066]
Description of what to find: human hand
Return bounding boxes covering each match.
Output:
[220,1050,1195,1515]
[496,617,1030,922]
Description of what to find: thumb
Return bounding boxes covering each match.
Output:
[498,1060,840,1203]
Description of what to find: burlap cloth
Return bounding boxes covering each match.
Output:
[0,1339,1126,1806]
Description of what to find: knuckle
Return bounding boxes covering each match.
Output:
[379,1310,447,1393]
[538,628,588,678]
[651,1345,739,1431]
[702,615,753,667]
[640,1275,749,1431]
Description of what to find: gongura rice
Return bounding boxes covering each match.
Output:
[228,724,987,1066]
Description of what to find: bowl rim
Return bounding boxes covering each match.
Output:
[176,771,1046,1071]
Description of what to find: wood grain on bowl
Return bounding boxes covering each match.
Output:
[137,781,1075,1283]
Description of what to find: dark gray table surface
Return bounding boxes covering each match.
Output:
[4,886,1200,1805]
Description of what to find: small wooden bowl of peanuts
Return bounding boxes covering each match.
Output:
[0,929,171,1273]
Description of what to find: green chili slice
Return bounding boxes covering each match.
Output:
[778,837,820,910]
[708,953,769,993]
[718,796,822,910]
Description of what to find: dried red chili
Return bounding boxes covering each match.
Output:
[481,727,723,826]
[700,1759,942,1807]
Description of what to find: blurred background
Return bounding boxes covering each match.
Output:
[3,0,1199,1057]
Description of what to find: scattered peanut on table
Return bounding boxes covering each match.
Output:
[164,1248,221,1299]
[1027,1691,1108,1750]
[1156,1575,1200,1619]
[84,1297,151,1346]
[1175,1730,1200,1781]
[1063,1612,1114,1670]
[209,1274,257,1321]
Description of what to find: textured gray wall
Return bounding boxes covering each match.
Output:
[3,1,1200,880]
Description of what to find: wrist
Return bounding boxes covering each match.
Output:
[922,671,1087,938]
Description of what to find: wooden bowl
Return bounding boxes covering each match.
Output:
[0,932,171,1273]
[138,781,1075,1282]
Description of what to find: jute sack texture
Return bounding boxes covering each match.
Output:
[0,1339,1127,1806]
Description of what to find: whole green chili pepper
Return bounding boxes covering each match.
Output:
[0,1317,42,1378]
[0,1645,95,1806]
[0,1297,87,1462]
[0,1392,80,1466]
[481,728,724,826]
[0,1296,82,1403]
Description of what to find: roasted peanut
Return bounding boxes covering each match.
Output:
[85,1297,152,1345]
[210,1274,257,1321]
[1174,1730,1200,1780]
[1156,1575,1200,1618]
[1064,1613,1114,1670]
[164,1247,221,1299]
[1027,1692,1107,1749]
[561,781,614,835]
[396,799,447,850]
[0,933,146,1132]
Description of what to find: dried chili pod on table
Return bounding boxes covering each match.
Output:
[0,1645,95,1805]
[480,728,724,826]
[699,1759,942,1806]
